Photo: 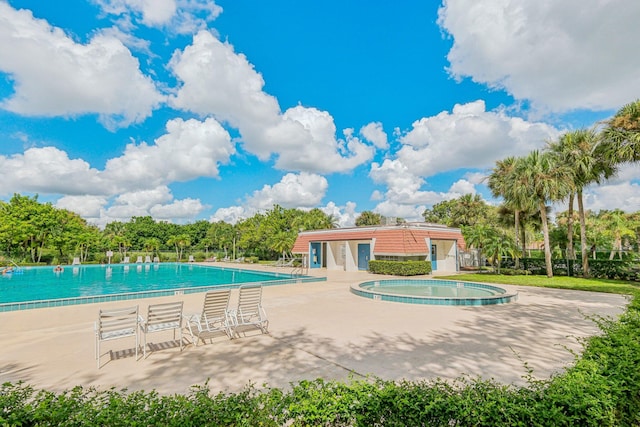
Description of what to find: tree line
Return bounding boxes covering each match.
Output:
[0,198,337,265]
[2,100,637,270]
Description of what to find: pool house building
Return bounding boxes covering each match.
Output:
[292,223,466,273]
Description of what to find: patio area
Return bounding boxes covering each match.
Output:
[0,265,628,395]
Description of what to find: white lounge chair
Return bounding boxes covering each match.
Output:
[140,301,183,358]
[184,289,233,345]
[144,255,152,263]
[153,256,160,263]
[229,284,268,338]
[95,305,141,369]
[135,256,143,263]
[273,258,295,268]
[123,256,130,263]
[188,255,195,263]
[72,257,81,265]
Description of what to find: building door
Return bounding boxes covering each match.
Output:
[310,242,322,268]
[357,244,370,270]
[431,244,438,271]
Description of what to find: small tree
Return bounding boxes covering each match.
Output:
[483,230,516,274]
[167,234,191,261]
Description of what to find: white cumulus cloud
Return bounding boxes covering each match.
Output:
[360,122,389,149]
[0,2,163,129]
[56,195,109,219]
[103,117,234,191]
[398,100,559,176]
[448,179,477,196]
[169,31,374,174]
[438,0,640,113]
[0,147,106,196]
[245,172,328,211]
[93,0,222,33]
[369,101,559,216]
[210,173,329,223]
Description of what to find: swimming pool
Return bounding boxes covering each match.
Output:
[351,279,518,306]
[0,263,324,311]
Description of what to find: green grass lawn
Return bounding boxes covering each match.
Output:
[437,273,640,298]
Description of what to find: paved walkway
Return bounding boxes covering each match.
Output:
[0,264,628,395]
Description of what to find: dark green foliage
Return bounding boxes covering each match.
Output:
[2,290,640,426]
[501,257,638,280]
[588,259,637,280]
[368,260,432,276]
[499,268,530,276]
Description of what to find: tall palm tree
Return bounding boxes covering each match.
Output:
[488,156,538,269]
[548,137,577,262]
[495,203,543,262]
[547,129,616,277]
[517,150,574,278]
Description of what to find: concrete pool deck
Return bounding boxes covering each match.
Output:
[0,264,629,395]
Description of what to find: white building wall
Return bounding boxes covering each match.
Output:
[327,241,345,270]
[345,241,357,271]
[433,240,458,272]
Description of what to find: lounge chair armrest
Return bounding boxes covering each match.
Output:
[182,313,201,325]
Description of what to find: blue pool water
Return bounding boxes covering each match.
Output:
[0,263,320,311]
[351,279,518,306]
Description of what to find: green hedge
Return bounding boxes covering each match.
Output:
[2,299,639,426]
[368,260,432,276]
[502,258,638,280]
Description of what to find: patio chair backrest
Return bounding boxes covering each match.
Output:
[202,289,231,322]
[145,301,183,330]
[237,284,263,316]
[97,306,139,340]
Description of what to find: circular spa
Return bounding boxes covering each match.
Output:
[351,279,518,306]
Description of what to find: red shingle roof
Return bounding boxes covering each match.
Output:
[292,225,465,255]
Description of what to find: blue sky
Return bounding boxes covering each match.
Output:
[1,0,639,227]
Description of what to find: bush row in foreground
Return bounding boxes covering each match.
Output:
[2,297,639,426]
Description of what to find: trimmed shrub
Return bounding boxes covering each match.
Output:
[501,258,638,280]
[368,260,431,276]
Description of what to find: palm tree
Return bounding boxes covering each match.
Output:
[483,229,516,274]
[599,209,635,260]
[517,150,574,278]
[268,230,297,261]
[488,156,531,269]
[455,194,492,227]
[143,237,160,259]
[167,234,191,262]
[602,99,640,163]
[547,129,616,277]
[355,211,382,226]
[462,224,494,268]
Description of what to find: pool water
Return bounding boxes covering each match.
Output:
[0,263,316,311]
[352,279,518,306]
[362,283,496,298]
